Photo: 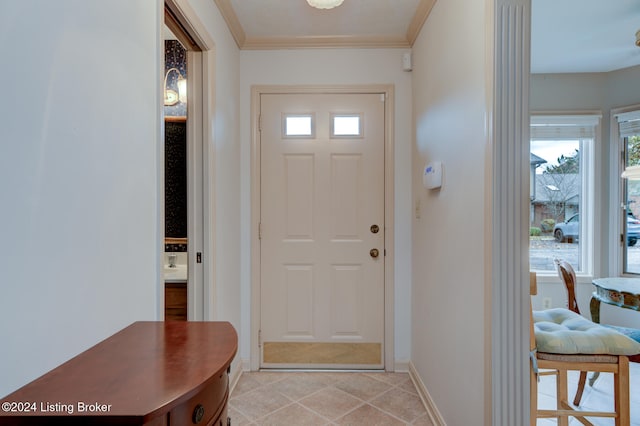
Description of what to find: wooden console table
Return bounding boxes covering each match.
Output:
[0,321,237,425]
[590,277,640,323]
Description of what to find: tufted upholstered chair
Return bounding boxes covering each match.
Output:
[555,259,640,406]
[529,271,640,426]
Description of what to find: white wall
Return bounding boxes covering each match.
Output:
[531,66,640,329]
[605,65,640,110]
[0,1,163,396]
[0,0,243,397]
[411,0,489,423]
[239,49,414,367]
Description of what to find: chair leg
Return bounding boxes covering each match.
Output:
[573,371,587,406]
[530,360,538,426]
[616,356,630,426]
[557,369,569,426]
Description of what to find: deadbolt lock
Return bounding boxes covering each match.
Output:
[370,224,380,234]
[370,248,379,258]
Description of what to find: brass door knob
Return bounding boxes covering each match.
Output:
[370,248,379,258]
[370,224,380,234]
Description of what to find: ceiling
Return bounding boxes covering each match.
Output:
[531,0,640,73]
[214,0,433,49]
[208,0,640,74]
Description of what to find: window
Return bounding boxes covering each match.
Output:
[529,114,599,275]
[616,109,640,274]
[331,114,362,137]
[284,114,314,137]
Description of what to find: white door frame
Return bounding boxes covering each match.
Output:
[163,0,217,321]
[250,85,396,371]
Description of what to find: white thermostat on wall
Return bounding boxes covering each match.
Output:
[423,161,443,189]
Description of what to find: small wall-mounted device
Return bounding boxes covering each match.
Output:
[402,52,412,72]
[423,161,443,189]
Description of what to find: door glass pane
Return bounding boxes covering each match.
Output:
[623,135,640,274]
[530,140,581,272]
[332,114,362,137]
[284,115,313,137]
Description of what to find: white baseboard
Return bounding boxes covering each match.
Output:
[408,361,447,426]
[394,360,410,372]
[228,358,246,394]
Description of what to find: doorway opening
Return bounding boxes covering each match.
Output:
[163,27,189,320]
[162,2,208,321]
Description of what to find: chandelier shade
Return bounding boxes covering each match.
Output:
[306,0,344,10]
[163,67,187,106]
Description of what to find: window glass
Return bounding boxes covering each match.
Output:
[331,114,362,137]
[284,115,313,137]
[623,134,640,274]
[530,114,598,276]
[530,139,584,272]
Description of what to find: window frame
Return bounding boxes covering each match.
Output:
[611,105,640,276]
[530,112,601,281]
[330,113,364,138]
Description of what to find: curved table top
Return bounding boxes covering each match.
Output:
[1,321,237,423]
[592,277,640,312]
[592,277,640,294]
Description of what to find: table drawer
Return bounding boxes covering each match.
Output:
[169,371,228,426]
[206,403,228,426]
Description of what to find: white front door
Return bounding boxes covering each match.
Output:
[259,92,385,369]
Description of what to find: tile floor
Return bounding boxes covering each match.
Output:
[536,361,640,425]
[229,362,640,425]
[228,371,434,425]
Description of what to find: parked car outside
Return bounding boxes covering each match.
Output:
[628,215,640,247]
[553,213,640,246]
[553,213,579,243]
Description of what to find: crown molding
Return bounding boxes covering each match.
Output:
[242,35,411,50]
[214,0,246,48]
[406,0,437,46]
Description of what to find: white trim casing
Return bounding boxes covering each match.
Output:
[201,48,217,321]
[250,85,396,372]
[250,87,261,370]
[491,1,531,425]
[186,50,205,321]
[610,104,640,276]
[157,0,166,321]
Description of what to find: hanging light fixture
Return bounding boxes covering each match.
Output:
[163,67,187,106]
[306,0,344,10]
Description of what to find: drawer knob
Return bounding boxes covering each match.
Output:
[192,404,205,424]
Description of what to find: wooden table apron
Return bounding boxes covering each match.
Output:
[591,277,640,323]
[0,321,237,425]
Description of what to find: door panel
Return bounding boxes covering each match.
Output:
[260,93,385,369]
